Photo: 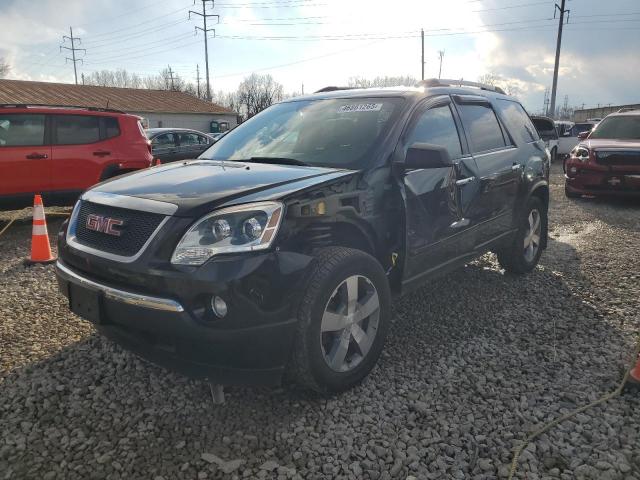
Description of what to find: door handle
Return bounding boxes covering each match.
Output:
[512,164,521,171]
[26,153,48,159]
[455,176,476,186]
[93,150,111,157]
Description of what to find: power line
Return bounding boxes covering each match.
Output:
[60,27,86,85]
[190,0,219,102]
[82,6,189,40]
[83,20,189,48]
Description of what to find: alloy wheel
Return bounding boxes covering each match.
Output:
[523,209,541,263]
[320,275,380,373]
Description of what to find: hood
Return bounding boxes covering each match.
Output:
[584,138,640,150]
[91,160,355,216]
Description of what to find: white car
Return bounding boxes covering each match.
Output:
[531,116,559,161]
[555,120,597,156]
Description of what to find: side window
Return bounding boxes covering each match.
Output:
[457,104,506,153]
[196,134,210,145]
[495,100,538,143]
[55,115,100,145]
[178,132,200,146]
[152,133,175,146]
[103,117,120,139]
[405,104,462,159]
[0,114,45,146]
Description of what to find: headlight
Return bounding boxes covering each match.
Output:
[171,201,284,265]
[574,147,590,162]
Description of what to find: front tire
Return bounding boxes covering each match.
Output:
[497,197,546,274]
[290,247,391,393]
[564,182,580,198]
[550,147,557,163]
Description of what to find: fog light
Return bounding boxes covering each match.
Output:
[211,296,228,318]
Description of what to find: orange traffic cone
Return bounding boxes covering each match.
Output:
[26,195,56,265]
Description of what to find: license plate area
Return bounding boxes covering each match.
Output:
[69,284,103,324]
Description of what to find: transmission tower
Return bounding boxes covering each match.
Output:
[60,27,86,85]
[190,0,219,101]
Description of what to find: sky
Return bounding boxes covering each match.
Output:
[0,0,639,113]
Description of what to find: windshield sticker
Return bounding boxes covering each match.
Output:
[338,103,383,113]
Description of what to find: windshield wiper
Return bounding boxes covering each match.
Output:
[244,156,310,167]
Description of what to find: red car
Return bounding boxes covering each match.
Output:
[0,105,153,209]
[565,110,640,198]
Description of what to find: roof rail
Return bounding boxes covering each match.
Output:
[417,78,506,95]
[0,104,126,114]
[617,107,640,113]
[314,86,356,93]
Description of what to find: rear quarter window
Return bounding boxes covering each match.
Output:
[496,100,540,144]
[103,117,120,139]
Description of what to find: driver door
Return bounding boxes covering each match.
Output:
[400,97,482,283]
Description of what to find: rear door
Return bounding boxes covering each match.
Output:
[0,112,51,197]
[401,96,482,281]
[151,133,178,162]
[453,96,522,247]
[50,114,105,193]
[176,131,212,160]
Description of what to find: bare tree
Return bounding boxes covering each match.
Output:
[477,73,522,97]
[348,75,417,88]
[85,69,143,88]
[0,59,10,78]
[214,91,241,113]
[83,68,199,96]
[236,74,284,118]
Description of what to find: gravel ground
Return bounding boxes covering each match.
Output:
[1,163,639,480]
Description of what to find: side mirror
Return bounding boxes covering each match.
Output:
[404,143,453,169]
[577,131,590,140]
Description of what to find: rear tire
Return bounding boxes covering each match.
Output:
[290,247,391,393]
[497,197,546,274]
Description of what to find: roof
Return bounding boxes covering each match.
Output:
[609,109,640,117]
[0,79,235,115]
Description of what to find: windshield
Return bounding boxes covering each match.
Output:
[199,97,404,168]
[589,116,640,140]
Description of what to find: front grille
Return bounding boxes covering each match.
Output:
[73,201,165,257]
[596,151,640,165]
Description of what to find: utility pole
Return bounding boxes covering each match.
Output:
[302,82,304,95]
[438,50,445,79]
[196,64,201,98]
[167,65,176,90]
[548,0,569,118]
[421,29,425,80]
[60,27,85,85]
[190,0,219,101]
[542,87,550,115]
[81,73,85,85]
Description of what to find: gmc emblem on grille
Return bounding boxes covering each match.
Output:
[86,214,124,237]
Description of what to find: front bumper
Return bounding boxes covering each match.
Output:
[565,162,640,196]
[55,249,313,385]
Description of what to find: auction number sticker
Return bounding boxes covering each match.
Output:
[338,103,383,113]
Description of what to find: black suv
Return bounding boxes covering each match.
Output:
[56,79,550,393]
